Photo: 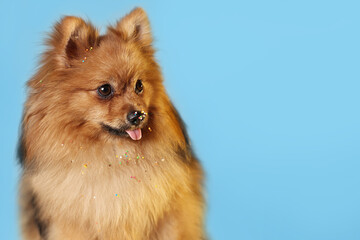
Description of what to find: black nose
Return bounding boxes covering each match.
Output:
[127,110,145,126]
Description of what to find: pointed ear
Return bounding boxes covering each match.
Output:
[114,8,153,51]
[49,16,99,67]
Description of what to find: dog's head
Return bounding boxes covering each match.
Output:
[28,8,166,141]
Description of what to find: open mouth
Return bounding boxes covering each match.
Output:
[101,123,143,140]
[125,129,142,140]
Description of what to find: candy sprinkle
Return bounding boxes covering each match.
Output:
[130,176,140,182]
[83,164,88,168]
[148,127,152,132]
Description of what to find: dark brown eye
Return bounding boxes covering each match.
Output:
[135,80,143,94]
[97,84,113,98]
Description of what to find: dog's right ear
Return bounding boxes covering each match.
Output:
[112,8,153,54]
[48,16,99,68]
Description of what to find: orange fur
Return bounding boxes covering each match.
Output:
[19,8,206,240]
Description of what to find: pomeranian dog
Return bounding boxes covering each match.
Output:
[18,8,205,240]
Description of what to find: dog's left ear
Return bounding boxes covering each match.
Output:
[114,8,153,52]
[48,16,99,68]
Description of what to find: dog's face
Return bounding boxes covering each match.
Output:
[33,8,164,141]
[64,36,158,141]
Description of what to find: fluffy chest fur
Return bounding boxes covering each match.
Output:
[25,143,190,238]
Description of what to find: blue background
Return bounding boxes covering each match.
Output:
[1,0,360,239]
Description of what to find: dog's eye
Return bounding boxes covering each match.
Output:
[97,84,113,98]
[135,80,143,94]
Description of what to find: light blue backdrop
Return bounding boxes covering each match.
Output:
[1,0,360,239]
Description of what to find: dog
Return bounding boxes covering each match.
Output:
[18,7,205,240]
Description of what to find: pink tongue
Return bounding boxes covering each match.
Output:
[125,129,142,141]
